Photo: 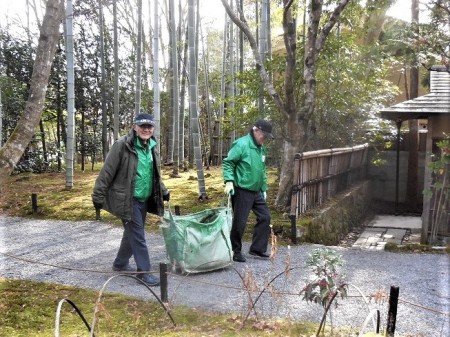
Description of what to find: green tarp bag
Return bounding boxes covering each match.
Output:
[161,202,233,274]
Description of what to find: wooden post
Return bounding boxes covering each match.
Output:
[395,121,402,215]
[160,263,168,303]
[386,285,399,336]
[290,154,301,244]
[376,309,380,333]
[290,215,297,244]
[31,193,38,213]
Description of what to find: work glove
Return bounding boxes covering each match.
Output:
[224,182,234,196]
[262,191,266,201]
[93,201,102,210]
[163,191,170,201]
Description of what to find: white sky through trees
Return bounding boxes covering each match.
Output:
[0,0,428,27]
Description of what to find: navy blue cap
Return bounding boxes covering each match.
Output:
[134,113,155,126]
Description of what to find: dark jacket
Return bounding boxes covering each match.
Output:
[92,129,168,221]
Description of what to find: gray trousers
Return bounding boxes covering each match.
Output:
[113,199,151,271]
[230,186,271,254]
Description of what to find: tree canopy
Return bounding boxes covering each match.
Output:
[0,0,445,205]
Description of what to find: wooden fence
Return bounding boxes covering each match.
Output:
[290,144,369,219]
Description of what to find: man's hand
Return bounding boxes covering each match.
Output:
[262,191,266,201]
[224,182,234,196]
[93,201,102,210]
[163,191,170,201]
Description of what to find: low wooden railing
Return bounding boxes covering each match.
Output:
[289,144,369,222]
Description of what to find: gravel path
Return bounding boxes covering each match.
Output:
[1,215,449,336]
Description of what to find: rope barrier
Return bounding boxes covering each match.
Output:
[398,298,450,317]
[0,251,153,275]
[1,250,449,318]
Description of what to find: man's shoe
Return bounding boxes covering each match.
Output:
[233,253,246,262]
[137,274,160,287]
[112,264,135,272]
[249,250,270,259]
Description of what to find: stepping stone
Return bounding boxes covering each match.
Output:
[383,229,407,244]
[358,228,385,238]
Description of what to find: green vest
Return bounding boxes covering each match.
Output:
[133,137,156,201]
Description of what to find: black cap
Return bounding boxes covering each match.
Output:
[254,119,274,139]
[134,113,155,126]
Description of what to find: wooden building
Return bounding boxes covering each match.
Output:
[380,65,450,242]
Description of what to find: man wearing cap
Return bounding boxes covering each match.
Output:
[92,112,170,286]
[223,119,274,262]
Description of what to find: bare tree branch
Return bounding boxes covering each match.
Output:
[316,0,351,53]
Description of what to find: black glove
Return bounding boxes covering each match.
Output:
[93,201,102,210]
[163,191,170,201]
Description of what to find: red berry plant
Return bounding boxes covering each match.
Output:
[302,247,348,335]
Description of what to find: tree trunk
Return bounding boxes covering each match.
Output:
[65,0,75,189]
[56,56,63,172]
[99,0,108,160]
[201,21,211,168]
[188,0,207,200]
[80,108,85,172]
[237,0,244,142]
[228,0,236,141]
[76,29,86,173]
[407,0,420,212]
[0,89,3,148]
[218,13,228,166]
[134,0,143,119]
[169,0,180,175]
[179,25,189,167]
[113,0,120,141]
[277,117,307,208]
[28,0,48,169]
[153,0,161,150]
[39,119,48,167]
[259,0,268,116]
[0,0,64,183]
[165,0,175,165]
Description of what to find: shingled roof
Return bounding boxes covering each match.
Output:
[380,65,450,122]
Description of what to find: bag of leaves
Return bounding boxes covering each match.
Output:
[161,201,232,274]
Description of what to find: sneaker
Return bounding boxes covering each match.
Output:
[249,250,270,259]
[137,274,160,287]
[112,264,135,272]
[233,253,246,262]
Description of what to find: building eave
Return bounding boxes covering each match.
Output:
[379,66,450,122]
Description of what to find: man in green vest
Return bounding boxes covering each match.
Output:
[223,119,274,263]
[92,113,170,286]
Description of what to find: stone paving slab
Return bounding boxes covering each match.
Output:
[383,228,407,244]
[358,228,385,238]
[353,235,380,248]
[352,215,421,250]
[368,215,422,231]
